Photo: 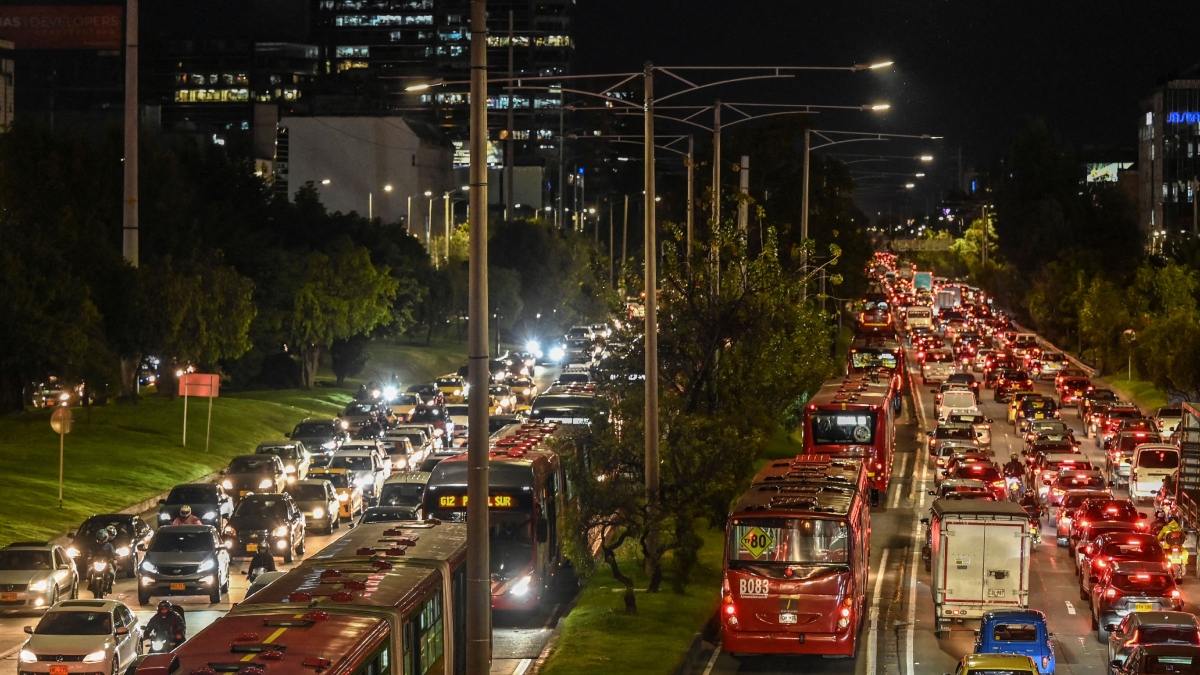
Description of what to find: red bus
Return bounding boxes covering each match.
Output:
[847,335,906,397]
[424,423,569,611]
[721,455,871,656]
[803,375,898,501]
[135,519,467,675]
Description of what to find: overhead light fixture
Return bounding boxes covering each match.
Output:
[871,104,891,111]
[869,61,894,70]
[920,155,934,162]
[905,183,915,189]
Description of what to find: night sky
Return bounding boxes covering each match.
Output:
[573,0,1198,210]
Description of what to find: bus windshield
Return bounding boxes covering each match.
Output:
[849,351,898,371]
[810,412,877,445]
[728,518,849,565]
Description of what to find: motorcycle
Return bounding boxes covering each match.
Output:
[87,558,112,599]
[1022,504,1044,549]
[248,566,268,584]
[1163,531,1187,581]
[1005,476,1023,502]
[143,604,187,654]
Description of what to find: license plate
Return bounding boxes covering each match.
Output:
[170,583,186,591]
[246,543,258,552]
[779,612,797,624]
[0,593,16,601]
[1135,603,1154,612]
[50,666,68,675]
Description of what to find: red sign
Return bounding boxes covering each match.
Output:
[178,373,220,398]
[0,6,122,50]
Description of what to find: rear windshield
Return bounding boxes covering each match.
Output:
[1100,541,1159,557]
[991,623,1037,642]
[1085,502,1141,520]
[1120,434,1162,452]
[810,412,877,445]
[1139,450,1180,469]
[926,352,954,363]
[936,427,977,440]
[1056,474,1105,489]
[1145,656,1200,674]
[1111,573,1173,593]
[728,518,848,565]
[1138,627,1200,645]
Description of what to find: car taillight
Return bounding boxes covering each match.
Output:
[1106,588,1118,599]
[1171,589,1182,598]
[1096,558,1107,568]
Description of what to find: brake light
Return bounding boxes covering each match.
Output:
[1096,558,1107,568]
[1106,588,1118,599]
[1171,589,1182,598]
[993,480,1006,487]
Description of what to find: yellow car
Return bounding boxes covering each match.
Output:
[507,376,537,404]
[390,393,419,422]
[308,468,364,520]
[436,375,468,403]
[952,654,1037,675]
[1007,391,1037,423]
[488,385,517,413]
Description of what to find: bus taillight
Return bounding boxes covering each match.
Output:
[723,595,738,626]
[838,598,853,629]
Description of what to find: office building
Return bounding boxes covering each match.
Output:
[1138,75,1200,239]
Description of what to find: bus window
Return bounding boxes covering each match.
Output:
[728,518,849,565]
[492,513,534,575]
[810,412,878,445]
[419,591,444,675]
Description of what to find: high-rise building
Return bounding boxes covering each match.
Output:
[1138,75,1200,240]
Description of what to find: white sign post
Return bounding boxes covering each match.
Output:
[50,407,73,509]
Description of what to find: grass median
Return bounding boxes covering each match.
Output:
[0,390,349,545]
[541,528,721,675]
[1103,376,1169,412]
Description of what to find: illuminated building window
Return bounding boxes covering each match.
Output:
[174,89,250,103]
[336,60,370,71]
[536,35,571,47]
[335,46,370,57]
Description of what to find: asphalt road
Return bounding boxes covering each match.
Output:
[0,363,566,675]
[704,346,1197,675]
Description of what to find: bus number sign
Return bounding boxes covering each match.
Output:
[740,527,774,559]
[437,494,515,508]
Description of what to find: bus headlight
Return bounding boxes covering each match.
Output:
[510,575,532,596]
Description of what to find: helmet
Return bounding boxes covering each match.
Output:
[180,505,192,517]
[105,526,118,539]
[1010,453,1019,461]
[157,601,172,614]
[95,531,109,543]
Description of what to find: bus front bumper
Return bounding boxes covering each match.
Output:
[721,627,857,656]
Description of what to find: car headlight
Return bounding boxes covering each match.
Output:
[510,575,532,596]
[115,546,130,557]
[549,347,565,361]
[433,428,444,437]
[453,389,462,396]
[284,465,296,474]
[383,386,398,400]
[273,526,289,537]
[82,650,107,663]
[59,393,70,401]
[27,580,48,593]
[19,650,37,663]
[526,340,540,352]
[337,493,349,501]
[66,547,79,558]
[197,559,215,573]
[222,479,233,490]
[203,511,217,521]
[91,561,108,572]
[141,561,157,574]
[354,477,372,487]
[258,479,274,489]
[312,507,325,519]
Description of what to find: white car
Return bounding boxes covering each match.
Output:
[20,599,141,675]
[0,543,79,612]
[935,389,978,422]
[943,409,992,450]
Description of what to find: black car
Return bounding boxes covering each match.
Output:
[220,454,287,502]
[156,483,234,528]
[67,514,153,578]
[417,451,461,473]
[1113,644,1200,675]
[287,418,351,453]
[406,384,445,406]
[358,506,421,525]
[224,493,306,563]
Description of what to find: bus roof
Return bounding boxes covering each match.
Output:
[751,455,866,491]
[429,422,561,490]
[809,375,894,409]
[730,482,858,518]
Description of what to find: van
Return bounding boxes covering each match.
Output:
[938,390,979,420]
[906,306,933,331]
[1130,443,1180,504]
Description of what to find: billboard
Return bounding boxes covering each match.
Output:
[0,6,122,50]
[1086,162,1132,183]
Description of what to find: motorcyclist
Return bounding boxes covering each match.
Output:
[1003,453,1024,478]
[93,531,117,592]
[1018,490,1041,520]
[1152,510,1169,535]
[1158,515,1183,543]
[145,601,186,652]
[248,535,277,578]
[172,505,203,526]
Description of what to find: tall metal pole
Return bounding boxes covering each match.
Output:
[1193,178,1198,237]
[800,128,811,301]
[737,155,749,233]
[980,205,987,268]
[711,101,721,225]
[466,0,491,671]
[122,0,138,268]
[445,193,452,262]
[504,10,514,221]
[609,198,614,287]
[369,192,373,221]
[406,195,413,234]
[642,62,660,570]
[686,135,694,259]
[557,102,565,229]
[622,194,629,288]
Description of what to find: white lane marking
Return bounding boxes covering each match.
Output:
[1065,601,1076,615]
[866,548,891,675]
[512,659,534,675]
[906,516,920,675]
[918,444,930,508]
[891,454,910,508]
[700,642,721,675]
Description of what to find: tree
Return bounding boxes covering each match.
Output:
[281,246,399,388]
[330,335,372,387]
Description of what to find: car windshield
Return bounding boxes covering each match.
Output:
[233,499,287,519]
[727,518,849,565]
[992,622,1038,641]
[79,518,132,538]
[289,485,327,501]
[36,611,112,635]
[313,473,351,489]
[1140,450,1180,469]
[360,509,418,524]
[411,408,445,422]
[395,394,418,405]
[227,457,275,473]
[1138,627,1200,645]
[1111,573,1173,594]
[1145,656,1200,674]
[0,550,52,570]
[331,455,374,472]
[150,530,214,553]
[166,487,215,504]
[380,483,425,507]
[810,412,877,445]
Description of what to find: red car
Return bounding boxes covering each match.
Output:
[945,461,1008,500]
[1057,376,1093,405]
[1080,532,1168,600]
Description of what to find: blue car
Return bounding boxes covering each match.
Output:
[975,609,1055,674]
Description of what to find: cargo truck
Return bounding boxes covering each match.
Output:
[913,271,933,292]
[1170,402,1200,576]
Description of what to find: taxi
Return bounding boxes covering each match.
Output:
[488,384,517,413]
[390,393,420,422]
[506,376,538,405]
[1007,391,1040,424]
[307,467,365,520]
[953,653,1039,675]
[435,374,468,403]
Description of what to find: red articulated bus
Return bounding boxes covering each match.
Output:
[135,520,467,675]
[721,455,872,656]
[803,375,898,502]
[847,335,906,397]
[424,423,569,611]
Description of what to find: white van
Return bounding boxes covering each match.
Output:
[905,306,933,332]
[937,389,979,422]
[1129,443,1180,503]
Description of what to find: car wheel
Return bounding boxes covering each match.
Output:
[1097,624,1110,644]
[71,579,79,599]
[1080,586,1088,602]
[284,539,295,564]
[297,537,306,556]
[138,588,151,606]
[221,569,230,594]
[49,585,59,608]
[209,579,222,604]
[125,554,138,579]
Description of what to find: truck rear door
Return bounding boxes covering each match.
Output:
[981,519,1025,606]
[943,520,986,606]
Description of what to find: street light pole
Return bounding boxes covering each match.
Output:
[122,0,138,268]
[642,61,660,571]
[465,0,490,672]
[801,128,811,299]
[687,135,694,258]
[712,101,721,224]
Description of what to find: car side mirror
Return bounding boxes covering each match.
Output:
[987,418,993,423]
[220,470,227,475]
[67,532,76,539]
[973,629,980,636]
[58,564,70,571]
[928,491,937,496]
[920,518,930,525]
[926,431,934,437]
[23,626,33,634]
[136,543,147,551]
[1138,512,1147,519]
[930,389,938,394]
[284,432,291,438]
[116,626,129,636]
[1111,661,1122,670]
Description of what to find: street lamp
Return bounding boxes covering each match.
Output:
[369,184,393,221]
[920,155,934,162]
[424,190,434,253]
